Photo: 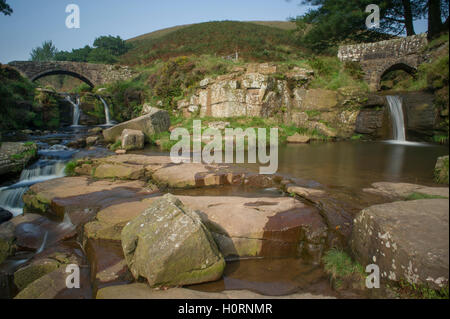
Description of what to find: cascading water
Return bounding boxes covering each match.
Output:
[386,95,406,142]
[98,96,114,126]
[65,95,81,127]
[0,145,73,216]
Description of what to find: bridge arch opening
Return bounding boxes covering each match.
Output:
[379,63,417,91]
[31,70,95,88]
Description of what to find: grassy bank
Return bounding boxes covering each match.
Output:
[146,115,330,152]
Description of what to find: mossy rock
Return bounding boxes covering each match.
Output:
[14,259,61,291]
[121,194,225,287]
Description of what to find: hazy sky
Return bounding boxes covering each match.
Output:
[0,0,428,63]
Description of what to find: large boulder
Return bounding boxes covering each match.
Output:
[121,194,225,287]
[103,107,170,142]
[120,129,145,151]
[177,195,328,261]
[351,199,449,289]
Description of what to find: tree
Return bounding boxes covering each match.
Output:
[427,0,448,39]
[87,47,118,64]
[54,35,131,64]
[0,0,12,16]
[55,45,92,62]
[294,0,430,52]
[30,41,58,61]
[93,35,132,56]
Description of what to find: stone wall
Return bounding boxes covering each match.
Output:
[8,61,134,87]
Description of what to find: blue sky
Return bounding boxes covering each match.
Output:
[0,0,428,63]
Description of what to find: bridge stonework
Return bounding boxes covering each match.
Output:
[7,61,134,87]
[338,34,428,91]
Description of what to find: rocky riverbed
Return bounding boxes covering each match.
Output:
[0,141,448,299]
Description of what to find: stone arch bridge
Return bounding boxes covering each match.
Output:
[8,61,134,87]
[338,33,428,91]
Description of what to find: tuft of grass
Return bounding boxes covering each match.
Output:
[351,134,363,140]
[322,249,365,290]
[109,140,122,151]
[64,161,78,177]
[433,134,449,144]
[405,192,448,201]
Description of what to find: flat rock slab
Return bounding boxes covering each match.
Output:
[351,199,449,289]
[152,163,247,188]
[177,195,327,261]
[363,182,449,199]
[74,154,276,189]
[96,283,335,299]
[83,197,159,242]
[23,177,155,220]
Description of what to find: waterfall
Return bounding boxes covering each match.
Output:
[386,95,406,142]
[0,158,67,216]
[99,96,114,125]
[65,95,81,126]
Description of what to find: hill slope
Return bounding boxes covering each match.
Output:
[121,21,302,65]
[127,20,296,43]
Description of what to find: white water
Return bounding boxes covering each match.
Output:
[386,95,406,142]
[65,95,81,127]
[99,96,113,126]
[0,159,66,216]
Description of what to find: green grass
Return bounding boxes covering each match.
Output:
[391,280,449,299]
[10,148,37,161]
[109,140,122,151]
[64,161,78,177]
[405,192,448,201]
[351,134,364,140]
[307,56,368,91]
[151,115,329,152]
[322,249,365,289]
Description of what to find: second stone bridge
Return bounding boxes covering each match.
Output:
[338,33,429,91]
